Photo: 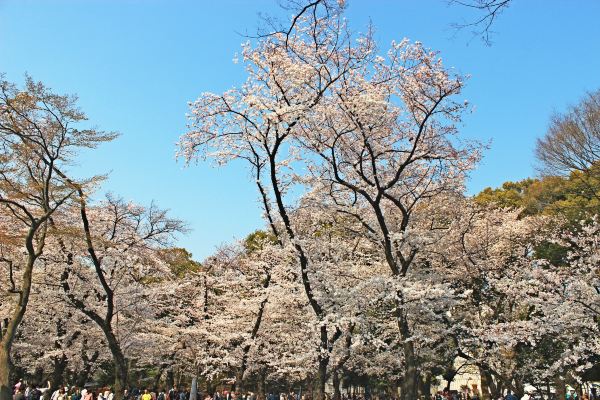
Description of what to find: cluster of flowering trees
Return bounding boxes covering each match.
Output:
[1,2,599,400]
[177,1,599,399]
[0,76,186,400]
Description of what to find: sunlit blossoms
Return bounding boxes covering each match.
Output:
[2,2,600,400]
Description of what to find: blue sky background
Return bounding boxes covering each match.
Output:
[2,0,600,260]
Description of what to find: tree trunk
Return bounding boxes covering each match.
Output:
[74,345,99,388]
[401,341,418,400]
[420,374,431,399]
[50,318,69,392]
[333,371,343,400]
[154,367,165,391]
[397,311,418,400]
[479,367,502,400]
[317,355,328,400]
[479,367,491,400]
[190,377,198,400]
[114,360,128,400]
[51,354,68,392]
[0,347,11,400]
[167,369,175,391]
[239,285,270,396]
[444,373,455,392]
[234,370,244,393]
[554,376,566,400]
[237,347,249,393]
[257,372,266,400]
[0,248,37,400]
[106,330,128,400]
[306,375,314,400]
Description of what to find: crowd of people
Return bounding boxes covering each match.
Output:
[10,379,598,400]
[12,380,117,400]
[10,380,302,400]
[11,381,194,400]
[428,389,597,400]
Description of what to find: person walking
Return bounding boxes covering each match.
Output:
[14,380,24,395]
[30,386,42,400]
[51,388,61,400]
[504,392,518,400]
[15,387,25,400]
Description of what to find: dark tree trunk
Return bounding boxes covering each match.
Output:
[333,371,341,400]
[306,375,314,400]
[401,342,418,400]
[234,370,244,393]
[154,367,165,391]
[317,355,328,400]
[106,330,128,400]
[256,372,266,400]
[50,319,69,392]
[397,312,418,400]
[51,354,68,392]
[444,372,455,392]
[58,191,129,400]
[75,347,99,388]
[420,374,431,399]
[33,367,44,387]
[267,148,330,400]
[315,322,335,400]
[554,376,566,400]
[167,369,175,391]
[238,280,270,395]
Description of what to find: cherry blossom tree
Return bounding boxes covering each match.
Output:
[178,4,368,396]
[179,0,484,391]
[294,28,482,394]
[519,219,600,396]
[423,200,592,398]
[0,75,115,400]
[10,278,108,389]
[49,195,185,400]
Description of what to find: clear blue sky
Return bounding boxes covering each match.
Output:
[2,0,600,261]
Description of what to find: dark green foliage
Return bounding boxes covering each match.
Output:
[243,230,277,254]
